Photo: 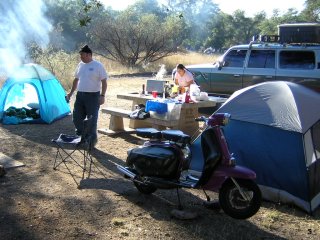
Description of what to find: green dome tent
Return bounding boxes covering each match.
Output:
[0,64,70,124]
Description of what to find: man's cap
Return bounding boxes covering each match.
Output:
[79,45,92,54]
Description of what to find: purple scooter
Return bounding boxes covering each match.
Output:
[117,113,261,219]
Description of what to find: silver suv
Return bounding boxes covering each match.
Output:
[187,23,320,95]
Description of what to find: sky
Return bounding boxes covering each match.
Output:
[100,0,306,17]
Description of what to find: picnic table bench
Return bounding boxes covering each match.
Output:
[99,106,178,135]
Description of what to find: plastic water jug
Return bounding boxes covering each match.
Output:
[190,84,200,97]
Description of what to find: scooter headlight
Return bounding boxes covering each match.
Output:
[222,113,231,126]
[210,113,231,126]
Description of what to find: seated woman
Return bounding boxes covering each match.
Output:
[174,64,195,93]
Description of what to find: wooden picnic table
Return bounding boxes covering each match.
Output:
[118,93,219,134]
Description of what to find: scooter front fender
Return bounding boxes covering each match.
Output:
[202,165,256,191]
[214,165,256,179]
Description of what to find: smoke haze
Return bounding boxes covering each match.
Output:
[0,0,52,76]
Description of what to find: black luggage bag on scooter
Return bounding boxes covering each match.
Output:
[126,146,180,179]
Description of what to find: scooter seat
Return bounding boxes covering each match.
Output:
[161,130,191,144]
[136,128,162,139]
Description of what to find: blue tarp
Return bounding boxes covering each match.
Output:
[146,99,181,114]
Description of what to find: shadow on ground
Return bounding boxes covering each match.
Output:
[80,177,287,240]
[1,118,319,239]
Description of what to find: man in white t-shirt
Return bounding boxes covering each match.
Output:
[66,45,108,144]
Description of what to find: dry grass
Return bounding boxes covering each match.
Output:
[40,52,218,90]
[95,56,141,76]
[96,52,219,76]
[156,52,218,71]
[0,51,219,91]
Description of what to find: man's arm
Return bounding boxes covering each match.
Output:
[99,79,107,105]
[66,78,79,101]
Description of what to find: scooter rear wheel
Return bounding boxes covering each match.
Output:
[219,178,261,219]
[134,181,157,194]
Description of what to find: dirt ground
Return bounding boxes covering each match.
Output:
[0,77,320,240]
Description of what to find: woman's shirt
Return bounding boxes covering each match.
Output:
[174,70,194,87]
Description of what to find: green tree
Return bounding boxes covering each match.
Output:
[129,0,166,18]
[89,10,185,67]
[228,10,265,45]
[205,11,266,50]
[301,0,320,21]
[204,12,231,51]
[44,0,106,50]
[259,8,304,35]
[162,0,219,50]
[45,0,88,50]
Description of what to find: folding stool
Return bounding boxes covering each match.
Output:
[52,116,95,183]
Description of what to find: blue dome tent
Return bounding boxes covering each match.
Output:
[0,64,70,124]
[216,81,320,213]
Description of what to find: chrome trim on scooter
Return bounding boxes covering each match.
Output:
[117,164,136,179]
[187,175,199,182]
[231,177,251,201]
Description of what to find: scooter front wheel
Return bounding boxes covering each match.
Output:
[134,181,157,194]
[219,178,261,219]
